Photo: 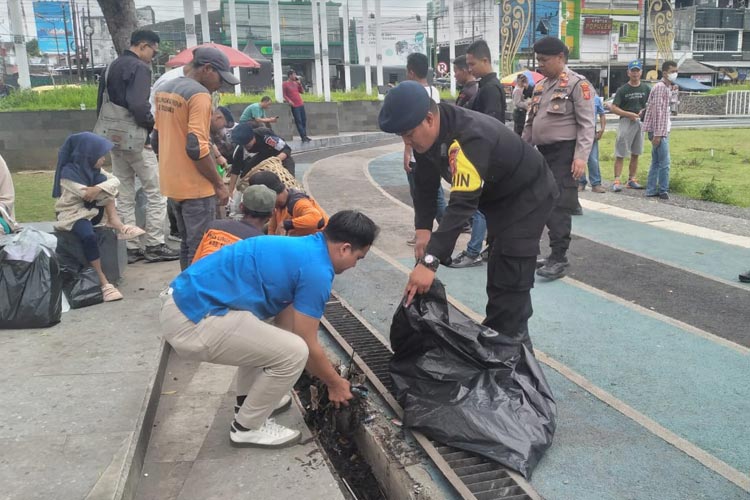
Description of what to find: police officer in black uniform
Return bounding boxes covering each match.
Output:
[379,81,558,349]
[227,122,296,197]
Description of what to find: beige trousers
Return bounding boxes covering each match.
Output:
[160,297,309,429]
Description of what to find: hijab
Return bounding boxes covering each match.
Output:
[52,132,114,202]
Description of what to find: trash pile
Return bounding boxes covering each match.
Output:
[389,280,557,479]
[296,363,385,500]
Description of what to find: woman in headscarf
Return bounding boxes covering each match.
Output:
[53,132,145,302]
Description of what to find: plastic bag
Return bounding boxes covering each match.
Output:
[389,280,556,478]
[62,267,103,309]
[0,229,63,328]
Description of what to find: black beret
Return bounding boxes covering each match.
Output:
[231,122,255,145]
[378,80,431,134]
[247,170,285,194]
[533,36,569,57]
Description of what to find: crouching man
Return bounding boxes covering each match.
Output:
[160,210,379,448]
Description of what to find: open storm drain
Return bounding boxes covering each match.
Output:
[318,294,540,500]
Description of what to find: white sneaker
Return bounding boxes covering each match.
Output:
[230,418,301,448]
[234,393,292,416]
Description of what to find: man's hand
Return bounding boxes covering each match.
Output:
[270,116,279,123]
[413,229,431,259]
[629,112,640,121]
[403,161,412,174]
[327,377,353,409]
[571,158,586,180]
[405,263,436,307]
[81,185,102,202]
[215,184,230,206]
[652,136,662,147]
[595,130,604,141]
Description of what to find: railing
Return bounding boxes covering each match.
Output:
[725,90,750,115]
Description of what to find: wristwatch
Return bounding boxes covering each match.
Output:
[418,254,439,272]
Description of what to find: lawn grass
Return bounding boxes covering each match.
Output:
[705,83,750,96]
[597,127,750,206]
[9,128,750,223]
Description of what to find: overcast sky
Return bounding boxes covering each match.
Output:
[1,0,428,42]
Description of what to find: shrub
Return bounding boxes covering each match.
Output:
[699,176,734,205]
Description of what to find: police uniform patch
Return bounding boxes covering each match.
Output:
[448,140,483,193]
[580,81,591,100]
[264,136,278,149]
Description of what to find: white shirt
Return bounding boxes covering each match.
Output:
[150,66,187,114]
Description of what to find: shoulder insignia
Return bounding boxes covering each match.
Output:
[580,81,591,100]
[448,140,483,193]
[264,136,278,149]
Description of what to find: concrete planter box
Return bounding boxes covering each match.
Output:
[678,93,726,115]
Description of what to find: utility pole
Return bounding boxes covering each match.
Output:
[319,0,331,101]
[343,1,352,91]
[86,0,94,70]
[200,0,210,43]
[448,0,455,96]
[183,0,198,48]
[228,0,241,95]
[374,0,383,87]
[62,6,73,77]
[70,0,83,81]
[362,0,372,95]
[488,0,500,75]
[311,0,323,96]
[9,0,31,89]
[269,0,283,102]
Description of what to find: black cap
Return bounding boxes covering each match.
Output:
[231,122,255,145]
[248,170,285,194]
[533,36,569,57]
[378,81,431,134]
[192,47,240,85]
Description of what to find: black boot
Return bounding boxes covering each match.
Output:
[537,253,569,280]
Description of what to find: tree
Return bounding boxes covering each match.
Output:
[97,0,138,56]
[26,39,41,57]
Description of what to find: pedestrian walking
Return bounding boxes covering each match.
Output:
[95,30,178,264]
[152,47,237,269]
[643,60,678,200]
[610,60,650,192]
[523,37,595,281]
[579,92,607,193]
[283,70,311,142]
[379,81,558,350]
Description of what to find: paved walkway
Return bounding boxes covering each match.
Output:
[305,144,750,499]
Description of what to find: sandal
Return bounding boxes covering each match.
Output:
[101,284,123,302]
[117,224,146,240]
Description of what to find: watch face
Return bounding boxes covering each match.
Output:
[424,255,435,264]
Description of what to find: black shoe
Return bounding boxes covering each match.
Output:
[739,270,750,283]
[302,136,312,143]
[658,192,669,200]
[480,247,490,262]
[127,248,144,264]
[537,256,569,280]
[448,250,483,268]
[536,256,546,269]
[572,206,583,216]
[144,244,180,263]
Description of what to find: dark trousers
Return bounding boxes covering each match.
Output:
[538,140,578,258]
[169,196,216,270]
[512,109,526,136]
[70,208,105,263]
[291,105,307,139]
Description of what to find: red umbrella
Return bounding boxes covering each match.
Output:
[166,43,260,68]
[501,70,544,86]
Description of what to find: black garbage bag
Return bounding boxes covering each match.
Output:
[389,280,556,478]
[0,230,63,329]
[62,266,103,309]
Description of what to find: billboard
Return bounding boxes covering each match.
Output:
[33,1,75,55]
[356,17,426,66]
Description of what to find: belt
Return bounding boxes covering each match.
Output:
[537,140,576,153]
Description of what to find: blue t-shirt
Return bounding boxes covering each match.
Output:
[171,233,334,323]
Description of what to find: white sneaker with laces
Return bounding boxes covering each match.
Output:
[234,393,292,416]
[230,418,301,448]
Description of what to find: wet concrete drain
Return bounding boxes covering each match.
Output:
[295,366,385,500]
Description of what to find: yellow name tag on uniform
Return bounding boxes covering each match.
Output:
[448,140,483,192]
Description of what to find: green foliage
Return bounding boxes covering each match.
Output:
[698,176,735,205]
[0,85,99,111]
[219,85,380,105]
[706,83,750,95]
[26,39,41,57]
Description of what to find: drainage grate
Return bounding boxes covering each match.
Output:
[321,294,540,500]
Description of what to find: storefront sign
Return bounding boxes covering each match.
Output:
[583,17,612,35]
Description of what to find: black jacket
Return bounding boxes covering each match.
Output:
[413,103,557,262]
[96,50,154,131]
[470,72,506,123]
[230,127,293,177]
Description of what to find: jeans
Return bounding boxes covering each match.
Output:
[70,208,105,262]
[169,196,216,270]
[645,133,670,196]
[407,163,446,225]
[579,139,602,187]
[291,105,307,139]
[466,211,487,257]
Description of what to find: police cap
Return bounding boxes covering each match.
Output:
[231,122,255,146]
[533,36,569,57]
[378,80,431,134]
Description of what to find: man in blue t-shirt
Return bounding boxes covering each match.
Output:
[161,210,379,448]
